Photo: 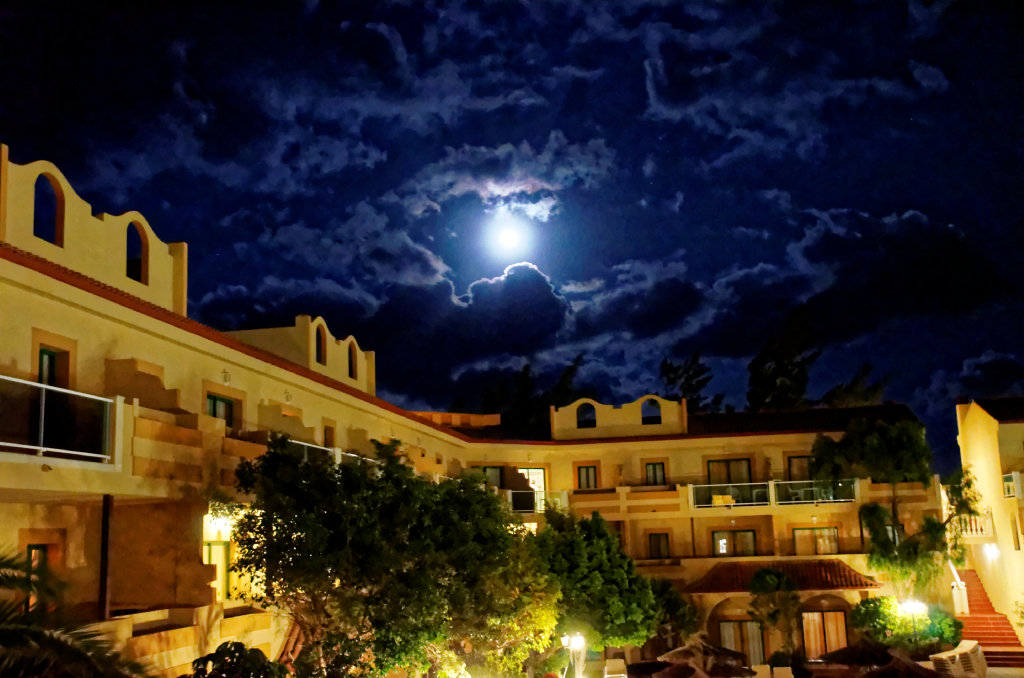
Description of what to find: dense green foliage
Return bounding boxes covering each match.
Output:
[660,352,724,413]
[748,569,800,654]
[538,510,661,649]
[817,364,888,408]
[811,418,933,529]
[650,578,701,645]
[233,435,548,677]
[0,550,148,677]
[182,641,288,678]
[850,597,961,651]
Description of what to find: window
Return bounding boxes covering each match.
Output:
[482,466,503,488]
[1013,515,1021,551]
[26,544,48,609]
[33,174,63,246]
[802,611,847,659]
[708,459,751,485]
[577,403,596,428]
[712,530,756,557]
[649,533,670,559]
[324,425,335,448]
[642,399,662,425]
[520,468,546,491]
[203,541,232,601]
[646,462,666,486]
[788,456,812,481]
[348,343,357,379]
[719,621,764,665]
[794,528,839,555]
[206,394,235,427]
[316,326,327,365]
[126,222,148,284]
[578,465,598,490]
[38,348,58,386]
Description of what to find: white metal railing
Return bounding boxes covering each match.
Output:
[285,438,380,465]
[774,479,856,504]
[507,490,568,514]
[692,482,770,508]
[954,507,994,538]
[0,373,112,462]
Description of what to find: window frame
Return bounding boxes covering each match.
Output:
[577,465,598,490]
[646,462,666,486]
[788,456,813,481]
[707,459,752,485]
[711,529,757,557]
[481,466,504,488]
[718,620,765,666]
[206,393,236,428]
[576,403,597,429]
[793,527,839,555]
[648,532,670,559]
[801,610,848,659]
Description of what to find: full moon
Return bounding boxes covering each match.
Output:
[499,229,520,248]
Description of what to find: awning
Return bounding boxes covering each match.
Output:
[685,559,881,594]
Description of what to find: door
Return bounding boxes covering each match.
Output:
[719,621,765,665]
[203,541,232,601]
[802,611,847,659]
[517,468,546,512]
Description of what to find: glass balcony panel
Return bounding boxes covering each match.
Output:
[509,491,564,513]
[0,375,109,461]
[692,483,770,507]
[774,480,855,504]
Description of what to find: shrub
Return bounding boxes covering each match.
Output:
[850,597,961,652]
[768,651,791,668]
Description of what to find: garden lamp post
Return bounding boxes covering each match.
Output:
[562,634,587,678]
[902,600,927,646]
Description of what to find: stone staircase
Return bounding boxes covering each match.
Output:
[957,569,1024,667]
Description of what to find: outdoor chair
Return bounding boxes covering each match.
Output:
[753,665,771,678]
[931,640,985,678]
[773,667,794,678]
[604,658,628,678]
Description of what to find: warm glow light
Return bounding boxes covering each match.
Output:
[207,513,235,534]
[570,635,586,650]
[902,600,927,616]
[985,543,1000,559]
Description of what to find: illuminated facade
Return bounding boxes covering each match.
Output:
[0,146,974,674]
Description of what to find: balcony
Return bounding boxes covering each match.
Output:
[0,373,112,463]
[507,490,569,514]
[774,479,856,504]
[692,482,770,508]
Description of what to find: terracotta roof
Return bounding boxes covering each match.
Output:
[974,397,1024,423]
[687,405,918,436]
[685,560,881,594]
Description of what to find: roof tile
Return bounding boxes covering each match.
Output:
[685,559,881,594]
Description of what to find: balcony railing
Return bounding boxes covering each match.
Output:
[774,479,856,504]
[954,507,994,538]
[507,490,568,514]
[692,482,770,508]
[284,439,379,465]
[0,373,111,462]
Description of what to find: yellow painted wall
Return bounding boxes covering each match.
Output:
[552,394,686,440]
[0,145,187,314]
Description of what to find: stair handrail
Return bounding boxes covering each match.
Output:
[950,561,970,616]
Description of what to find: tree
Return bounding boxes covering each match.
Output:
[650,579,700,648]
[748,569,800,655]
[660,353,724,413]
[0,550,147,678]
[746,305,821,412]
[182,641,289,678]
[858,468,981,599]
[817,363,888,408]
[537,510,660,649]
[850,597,961,652]
[480,356,594,438]
[232,435,536,677]
[810,419,933,532]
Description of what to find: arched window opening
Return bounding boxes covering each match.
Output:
[126,222,149,284]
[576,403,596,429]
[642,399,662,425]
[33,174,64,246]
[348,342,358,380]
[315,325,327,365]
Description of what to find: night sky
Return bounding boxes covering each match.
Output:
[3,1,1023,471]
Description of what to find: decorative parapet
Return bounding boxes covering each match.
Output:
[551,394,686,440]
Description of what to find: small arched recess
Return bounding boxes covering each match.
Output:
[315,325,327,365]
[348,342,358,380]
[33,174,65,246]
[642,399,662,425]
[126,221,149,284]
[576,402,596,429]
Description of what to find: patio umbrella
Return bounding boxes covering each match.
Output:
[653,661,712,678]
[820,639,893,668]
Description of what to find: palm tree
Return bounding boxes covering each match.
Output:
[0,550,149,677]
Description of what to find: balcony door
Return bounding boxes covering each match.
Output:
[708,459,751,485]
[513,468,546,513]
[802,611,847,659]
[719,621,765,665]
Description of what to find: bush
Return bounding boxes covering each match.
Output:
[850,597,962,653]
[768,651,791,668]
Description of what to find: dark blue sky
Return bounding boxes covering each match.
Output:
[3,1,1023,471]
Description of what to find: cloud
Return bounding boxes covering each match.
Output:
[254,201,449,287]
[561,278,606,294]
[911,61,950,93]
[914,351,1024,420]
[383,130,615,217]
